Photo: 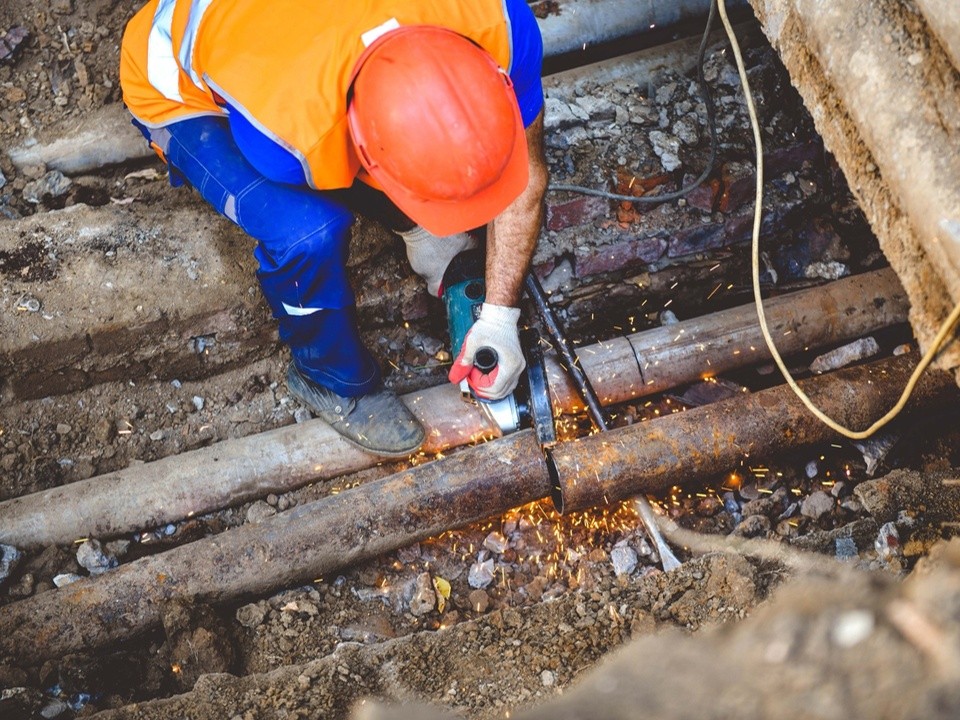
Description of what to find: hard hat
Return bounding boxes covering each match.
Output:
[347,25,528,236]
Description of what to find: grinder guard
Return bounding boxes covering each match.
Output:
[442,250,555,446]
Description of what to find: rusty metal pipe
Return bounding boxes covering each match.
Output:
[546,267,909,411]
[0,430,550,663]
[0,268,908,550]
[0,384,501,551]
[552,354,958,513]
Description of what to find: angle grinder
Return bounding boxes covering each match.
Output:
[442,249,556,446]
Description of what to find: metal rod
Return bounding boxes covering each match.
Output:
[526,272,609,431]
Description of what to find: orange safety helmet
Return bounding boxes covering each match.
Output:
[347,25,529,236]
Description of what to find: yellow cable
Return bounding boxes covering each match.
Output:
[716,0,960,440]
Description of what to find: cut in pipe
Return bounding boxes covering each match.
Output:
[0,268,908,550]
[0,354,954,663]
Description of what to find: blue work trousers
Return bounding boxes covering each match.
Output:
[157,115,380,397]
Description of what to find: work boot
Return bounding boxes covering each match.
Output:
[286,363,425,457]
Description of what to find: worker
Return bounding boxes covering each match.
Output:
[119,1,547,457]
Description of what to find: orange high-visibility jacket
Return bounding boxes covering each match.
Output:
[120,0,514,191]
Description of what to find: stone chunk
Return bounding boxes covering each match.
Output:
[809,337,880,374]
[801,491,834,520]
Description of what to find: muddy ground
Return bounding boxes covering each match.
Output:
[2,0,960,719]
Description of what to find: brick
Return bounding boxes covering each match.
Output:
[545,195,610,231]
[717,142,824,215]
[685,177,721,212]
[574,234,667,278]
[667,223,727,258]
[718,161,756,214]
[766,139,823,176]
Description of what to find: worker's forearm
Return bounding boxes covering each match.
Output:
[485,111,547,307]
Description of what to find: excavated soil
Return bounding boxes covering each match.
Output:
[3,1,960,719]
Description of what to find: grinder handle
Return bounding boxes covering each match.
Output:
[473,346,499,374]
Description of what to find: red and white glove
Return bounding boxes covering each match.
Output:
[448,304,525,401]
[398,226,479,297]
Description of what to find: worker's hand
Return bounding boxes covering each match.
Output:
[449,304,525,401]
[398,226,479,297]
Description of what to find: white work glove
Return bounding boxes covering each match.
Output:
[398,226,479,297]
[448,303,525,401]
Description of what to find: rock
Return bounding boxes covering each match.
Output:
[851,432,899,476]
[804,261,849,281]
[611,542,638,577]
[483,531,509,555]
[0,26,29,64]
[854,469,960,525]
[246,500,277,524]
[76,539,117,575]
[675,378,744,407]
[396,542,421,564]
[468,589,490,613]
[809,337,880,374]
[40,699,70,718]
[672,114,700,145]
[738,480,760,502]
[540,670,557,688]
[53,573,83,587]
[7,571,35,598]
[544,97,585,131]
[793,518,879,555]
[409,572,436,616]
[574,95,616,122]
[733,514,771,538]
[834,536,859,562]
[235,602,268,629]
[22,170,72,205]
[659,309,679,325]
[161,598,237,690]
[92,417,116,443]
[0,543,23,585]
[468,558,495,589]
[649,131,682,172]
[341,614,397,643]
[104,539,131,559]
[875,521,901,561]
[800,491,834,520]
[192,396,205,411]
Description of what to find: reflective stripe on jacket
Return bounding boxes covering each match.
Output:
[120,0,514,191]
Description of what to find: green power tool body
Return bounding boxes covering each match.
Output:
[442,249,555,445]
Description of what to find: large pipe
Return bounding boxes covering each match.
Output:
[1,355,953,662]
[0,268,908,549]
[548,267,909,409]
[538,0,749,60]
[0,386,500,550]
[0,431,551,663]
[552,354,958,513]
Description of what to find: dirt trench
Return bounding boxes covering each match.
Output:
[2,1,960,719]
